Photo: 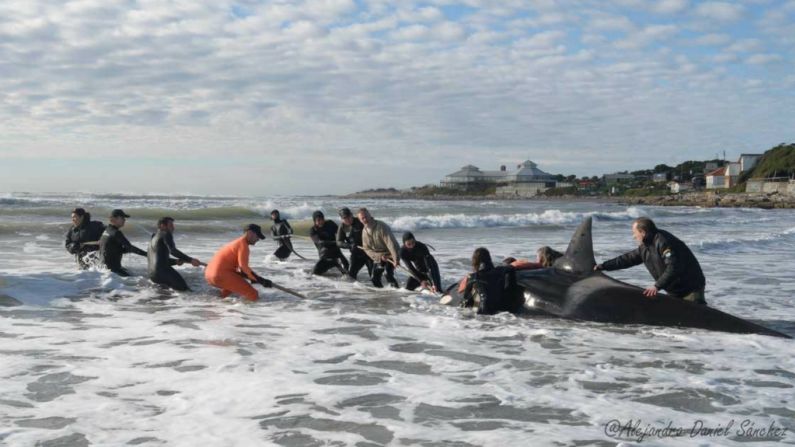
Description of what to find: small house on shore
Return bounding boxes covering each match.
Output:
[668,181,692,194]
[706,166,730,189]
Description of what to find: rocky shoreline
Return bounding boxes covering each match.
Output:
[618,191,795,209]
[343,191,795,209]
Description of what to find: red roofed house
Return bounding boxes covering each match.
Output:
[706,164,743,189]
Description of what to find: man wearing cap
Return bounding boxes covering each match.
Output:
[148,217,203,291]
[336,207,373,281]
[204,224,272,301]
[65,207,106,269]
[269,209,294,260]
[400,231,442,292]
[309,210,349,275]
[357,208,400,288]
[99,209,147,276]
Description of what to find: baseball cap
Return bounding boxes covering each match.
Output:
[244,223,266,240]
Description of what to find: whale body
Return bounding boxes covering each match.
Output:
[444,217,791,338]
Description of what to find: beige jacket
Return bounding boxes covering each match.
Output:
[362,220,400,264]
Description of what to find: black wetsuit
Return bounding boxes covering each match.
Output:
[601,229,706,300]
[64,219,105,269]
[462,265,523,315]
[336,219,373,280]
[270,219,294,260]
[310,220,349,275]
[400,241,442,291]
[99,225,147,277]
[148,230,193,291]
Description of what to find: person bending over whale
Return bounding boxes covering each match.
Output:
[594,217,706,305]
[400,231,442,292]
[148,217,203,291]
[99,209,147,277]
[458,247,523,315]
[503,246,563,270]
[270,209,294,260]
[358,208,400,288]
[310,210,349,275]
[336,207,373,281]
[205,224,272,301]
[65,207,105,269]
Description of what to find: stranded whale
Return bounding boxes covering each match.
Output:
[444,217,790,338]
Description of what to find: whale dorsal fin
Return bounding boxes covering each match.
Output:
[554,217,596,274]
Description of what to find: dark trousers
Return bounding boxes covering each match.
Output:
[150,268,189,291]
[405,273,430,291]
[110,267,132,277]
[273,245,291,260]
[672,288,707,306]
[313,256,349,275]
[348,249,373,280]
[372,261,398,288]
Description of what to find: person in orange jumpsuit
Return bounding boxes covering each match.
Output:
[205,224,271,301]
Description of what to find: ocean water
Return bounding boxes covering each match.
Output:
[1,192,794,446]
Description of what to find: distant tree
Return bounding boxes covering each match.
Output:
[653,164,673,173]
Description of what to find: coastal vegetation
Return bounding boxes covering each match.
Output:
[742,143,795,180]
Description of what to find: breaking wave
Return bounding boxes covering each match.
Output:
[697,226,795,251]
[386,207,648,231]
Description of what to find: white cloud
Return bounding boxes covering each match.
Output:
[517,30,567,48]
[726,38,762,53]
[653,0,689,14]
[712,52,738,63]
[284,20,327,39]
[746,53,782,65]
[390,24,429,40]
[694,2,744,22]
[433,21,466,41]
[614,24,679,49]
[588,15,635,32]
[692,33,730,46]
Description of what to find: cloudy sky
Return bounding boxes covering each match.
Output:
[1,0,793,195]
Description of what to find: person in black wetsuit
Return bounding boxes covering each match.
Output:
[399,231,442,292]
[99,209,147,277]
[336,207,373,281]
[148,217,203,291]
[309,210,349,275]
[65,208,106,269]
[269,209,294,260]
[460,247,523,315]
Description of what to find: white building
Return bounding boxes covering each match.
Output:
[441,160,557,196]
[739,154,763,173]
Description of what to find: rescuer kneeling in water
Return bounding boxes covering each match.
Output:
[205,224,272,301]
